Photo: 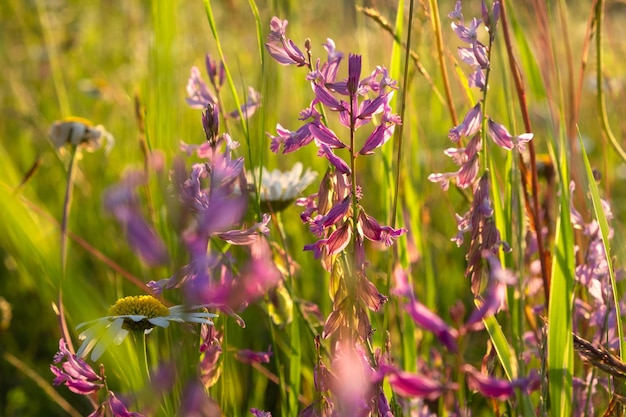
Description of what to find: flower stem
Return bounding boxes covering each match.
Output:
[134,331,151,383]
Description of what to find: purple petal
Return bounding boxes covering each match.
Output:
[108,391,144,417]
[327,223,352,255]
[487,118,514,150]
[309,123,346,148]
[347,54,362,96]
[237,346,273,364]
[317,144,351,174]
[404,299,458,352]
[379,364,450,400]
[463,365,514,400]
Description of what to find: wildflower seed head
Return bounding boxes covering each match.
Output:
[108,295,169,331]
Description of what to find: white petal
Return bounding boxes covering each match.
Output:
[148,317,171,328]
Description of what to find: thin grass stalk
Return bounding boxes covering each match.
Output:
[390,0,413,232]
[4,352,83,417]
[499,0,550,304]
[595,0,626,164]
[35,0,70,116]
[427,0,458,126]
[202,0,247,139]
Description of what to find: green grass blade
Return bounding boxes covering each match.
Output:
[579,135,624,359]
[547,132,575,417]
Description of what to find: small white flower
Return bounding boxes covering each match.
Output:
[48,117,114,152]
[249,163,317,211]
[76,295,216,361]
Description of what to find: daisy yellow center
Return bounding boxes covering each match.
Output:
[108,295,169,332]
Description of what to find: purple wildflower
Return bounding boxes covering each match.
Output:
[487,118,534,151]
[236,346,273,365]
[378,364,451,400]
[393,266,458,352]
[51,338,103,395]
[265,17,307,67]
[186,66,218,109]
[448,102,482,142]
[103,170,169,267]
[464,251,517,331]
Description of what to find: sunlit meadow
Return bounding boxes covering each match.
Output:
[3,1,626,416]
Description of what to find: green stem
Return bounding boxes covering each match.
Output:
[595,0,626,164]
[134,331,151,383]
[428,0,459,126]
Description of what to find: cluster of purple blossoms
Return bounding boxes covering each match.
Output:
[569,182,624,414]
[143,105,280,323]
[266,18,405,268]
[51,338,143,417]
[186,54,261,120]
[428,1,531,291]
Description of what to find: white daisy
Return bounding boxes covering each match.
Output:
[76,295,216,361]
[250,163,317,211]
[48,117,114,152]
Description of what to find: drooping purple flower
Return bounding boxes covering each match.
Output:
[359,111,397,155]
[186,56,261,119]
[451,17,482,44]
[392,267,458,352]
[236,346,273,364]
[178,380,222,416]
[448,0,464,21]
[317,143,351,174]
[465,251,517,331]
[378,364,452,400]
[216,213,270,245]
[462,365,540,400]
[103,171,169,267]
[191,237,281,310]
[107,392,144,417]
[51,338,103,395]
[265,17,307,67]
[227,86,262,120]
[487,118,534,151]
[309,123,347,149]
[326,223,352,255]
[199,324,223,387]
[186,66,218,109]
[448,102,482,142]
[250,409,272,417]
